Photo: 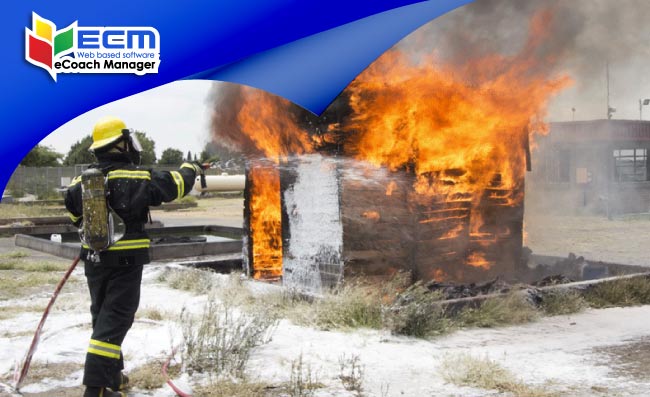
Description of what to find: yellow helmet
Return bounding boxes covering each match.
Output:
[89,116,127,151]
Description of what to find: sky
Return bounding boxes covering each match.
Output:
[40,80,214,159]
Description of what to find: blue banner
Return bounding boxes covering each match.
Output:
[0,0,472,192]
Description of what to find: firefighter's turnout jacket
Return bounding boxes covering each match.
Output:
[65,155,200,389]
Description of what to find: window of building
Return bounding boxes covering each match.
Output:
[613,148,648,182]
[544,148,571,183]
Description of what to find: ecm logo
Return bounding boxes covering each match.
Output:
[77,28,157,50]
[25,12,161,81]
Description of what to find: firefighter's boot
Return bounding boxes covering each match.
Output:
[116,372,130,391]
[83,386,126,397]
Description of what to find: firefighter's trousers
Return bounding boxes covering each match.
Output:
[82,261,143,388]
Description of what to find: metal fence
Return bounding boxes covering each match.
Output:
[5,165,235,199]
[5,165,91,199]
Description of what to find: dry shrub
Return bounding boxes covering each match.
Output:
[216,272,256,307]
[439,353,558,397]
[287,354,323,397]
[539,289,587,316]
[384,282,450,337]
[338,354,364,395]
[137,307,167,321]
[159,267,214,294]
[180,295,277,377]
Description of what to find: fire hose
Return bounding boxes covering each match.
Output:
[12,255,81,392]
[162,346,192,397]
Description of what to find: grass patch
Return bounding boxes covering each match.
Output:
[0,303,43,319]
[584,276,650,308]
[159,267,214,294]
[0,271,73,300]
[457,293,539,328]
[193,379,277,397]
[439,353,558,397]
[19,361,83,384]
[137,306,168,321]
[310,281,384,330]
[0,203,65,218]
[129,360,180,390]
[4,251,28,258]
[0,258,69,272]
[292,274,410,331]
[176,195,198,205]
[539,290,587,316]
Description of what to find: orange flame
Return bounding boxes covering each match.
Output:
[249,166,282,279]
[466,252,491,269]
[385,181,397,196]
[439,224,464,240]
[342,9,571,271]
[212,84,313,162]
[229,87,312,280]
[362,210,381,220]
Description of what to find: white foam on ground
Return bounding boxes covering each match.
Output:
[2,262,650,396]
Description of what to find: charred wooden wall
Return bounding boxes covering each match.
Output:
[339,163,524,284]
[245,157,525,291]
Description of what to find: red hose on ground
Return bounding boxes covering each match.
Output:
[14,255,81,390]
[162,346,192,397]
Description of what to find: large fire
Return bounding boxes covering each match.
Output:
[341,8,569,275]
[212,8,571,281]
[347,9,570,196]
[214,87,312,279]
[248,165,283,279]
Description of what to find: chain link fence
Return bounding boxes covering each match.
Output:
[4,164,236,200]
[5,165,91,200]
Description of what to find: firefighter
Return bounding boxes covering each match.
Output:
[65,116,206,397]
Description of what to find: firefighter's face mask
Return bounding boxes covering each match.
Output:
[122,129,142,165]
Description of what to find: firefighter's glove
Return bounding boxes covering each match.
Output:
[187,161,208,175]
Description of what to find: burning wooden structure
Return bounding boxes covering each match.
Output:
[242,152,526,294]
[217,9,568,293]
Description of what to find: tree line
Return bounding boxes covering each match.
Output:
[20,132,220,167]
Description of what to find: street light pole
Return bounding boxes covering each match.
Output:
[640,98,650,120]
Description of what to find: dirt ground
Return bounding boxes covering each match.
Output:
[159,196,650,267]
[524,211,650,267]
[150,196,243,228]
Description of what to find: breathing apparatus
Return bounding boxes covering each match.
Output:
[80,168,125,260]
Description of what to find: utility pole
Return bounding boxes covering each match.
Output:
[607,62,616,119]
[640,98,650,120]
